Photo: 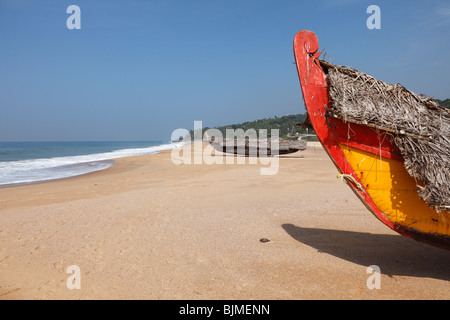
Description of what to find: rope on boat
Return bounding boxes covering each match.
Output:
[337,173,363,191]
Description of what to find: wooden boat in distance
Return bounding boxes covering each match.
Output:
[210,138,307,156]
[293,30,449,250]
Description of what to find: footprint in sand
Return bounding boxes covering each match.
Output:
[0,256,10,265]
[30,247,40,255]
[52,260,65,273]
[197,257,208,264]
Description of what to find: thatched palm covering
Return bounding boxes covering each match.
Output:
[322,60,450,209]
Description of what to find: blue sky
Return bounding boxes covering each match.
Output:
[0,0,449,141]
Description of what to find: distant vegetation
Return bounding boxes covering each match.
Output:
[436,99,450,109]
[188,113,312,140]
[187,98,448,141]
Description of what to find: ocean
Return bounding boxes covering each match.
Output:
[0,141,181,187]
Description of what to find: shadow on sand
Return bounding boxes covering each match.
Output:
[282,224,450,281]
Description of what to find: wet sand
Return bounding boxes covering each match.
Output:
[0,143,448,299]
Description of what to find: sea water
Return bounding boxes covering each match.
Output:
[0,141,182,187]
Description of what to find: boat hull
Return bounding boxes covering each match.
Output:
[293,30,449,249]
[210,139,307,156]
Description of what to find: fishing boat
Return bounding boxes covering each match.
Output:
[210,138,307,156]
[293,30,449,249]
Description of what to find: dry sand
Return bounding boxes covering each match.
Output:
[0,143,448,300]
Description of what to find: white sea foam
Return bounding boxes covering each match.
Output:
[0,142,184,186]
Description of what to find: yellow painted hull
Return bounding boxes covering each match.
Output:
[339,144,450,240]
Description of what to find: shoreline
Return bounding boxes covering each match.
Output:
[0,142,449,299]
[0,140,314,191]
[0,160,117,189]
[0,141,182,190]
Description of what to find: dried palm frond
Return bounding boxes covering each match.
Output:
[321,60,450,208]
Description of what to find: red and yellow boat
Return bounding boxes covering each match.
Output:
[293,30,449,250]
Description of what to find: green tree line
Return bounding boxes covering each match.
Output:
[436,99,450,109]
[188,113,311,140]
[186,98,448,140]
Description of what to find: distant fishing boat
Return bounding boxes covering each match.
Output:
[171,136,185,143]
[210,138,307,156]
[293,30,449,249]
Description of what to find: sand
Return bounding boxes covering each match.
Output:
[0,143,448,300]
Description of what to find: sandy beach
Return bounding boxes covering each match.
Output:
[0,142,448,300]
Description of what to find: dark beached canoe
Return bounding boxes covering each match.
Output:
[210,138,307,156]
